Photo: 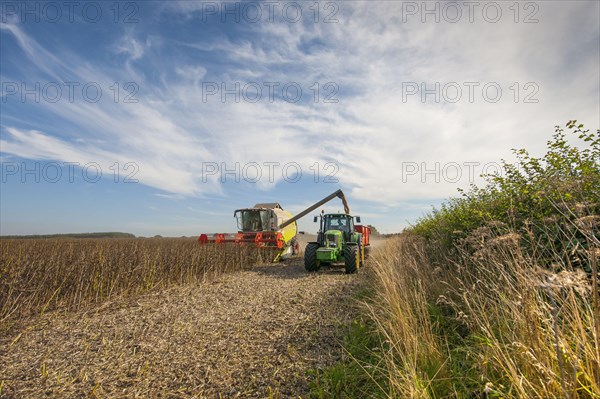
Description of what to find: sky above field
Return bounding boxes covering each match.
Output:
[1,1,599,236]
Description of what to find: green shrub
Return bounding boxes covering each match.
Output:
[413,121,599,262]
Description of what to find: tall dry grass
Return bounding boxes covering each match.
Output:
[366,215,599,398]
[0,238,274,330]
[364,236,446,398]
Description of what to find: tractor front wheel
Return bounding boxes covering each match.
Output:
[304,243,320,272]
[344,245,359,274]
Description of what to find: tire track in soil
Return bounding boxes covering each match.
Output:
[0,259,366,398]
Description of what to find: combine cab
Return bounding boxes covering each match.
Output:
[198,203,298,262]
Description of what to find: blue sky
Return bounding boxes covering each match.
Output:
[1,1,599,236]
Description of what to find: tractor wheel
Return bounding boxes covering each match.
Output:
[344,245,359,274]
[304,243,320,272]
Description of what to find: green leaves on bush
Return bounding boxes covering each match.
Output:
[413,121,599,254]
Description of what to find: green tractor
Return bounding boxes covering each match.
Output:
[304,212,370,274]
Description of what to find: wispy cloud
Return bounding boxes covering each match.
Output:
[114,36,146,60]
[1,1,599,208]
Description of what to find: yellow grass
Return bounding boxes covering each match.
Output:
[366,225,599,398]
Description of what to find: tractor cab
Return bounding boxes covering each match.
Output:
[315,213,359,245]
[324,214,354,234]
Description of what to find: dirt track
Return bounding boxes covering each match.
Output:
[0,259,366,398]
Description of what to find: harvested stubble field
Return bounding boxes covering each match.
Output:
[0,238,366,398]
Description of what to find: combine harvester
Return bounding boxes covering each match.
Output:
[198,202,299,262]
[198,190,371,272]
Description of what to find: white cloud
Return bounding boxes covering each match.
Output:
[175,65,208,84]
[114,36,146,60]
